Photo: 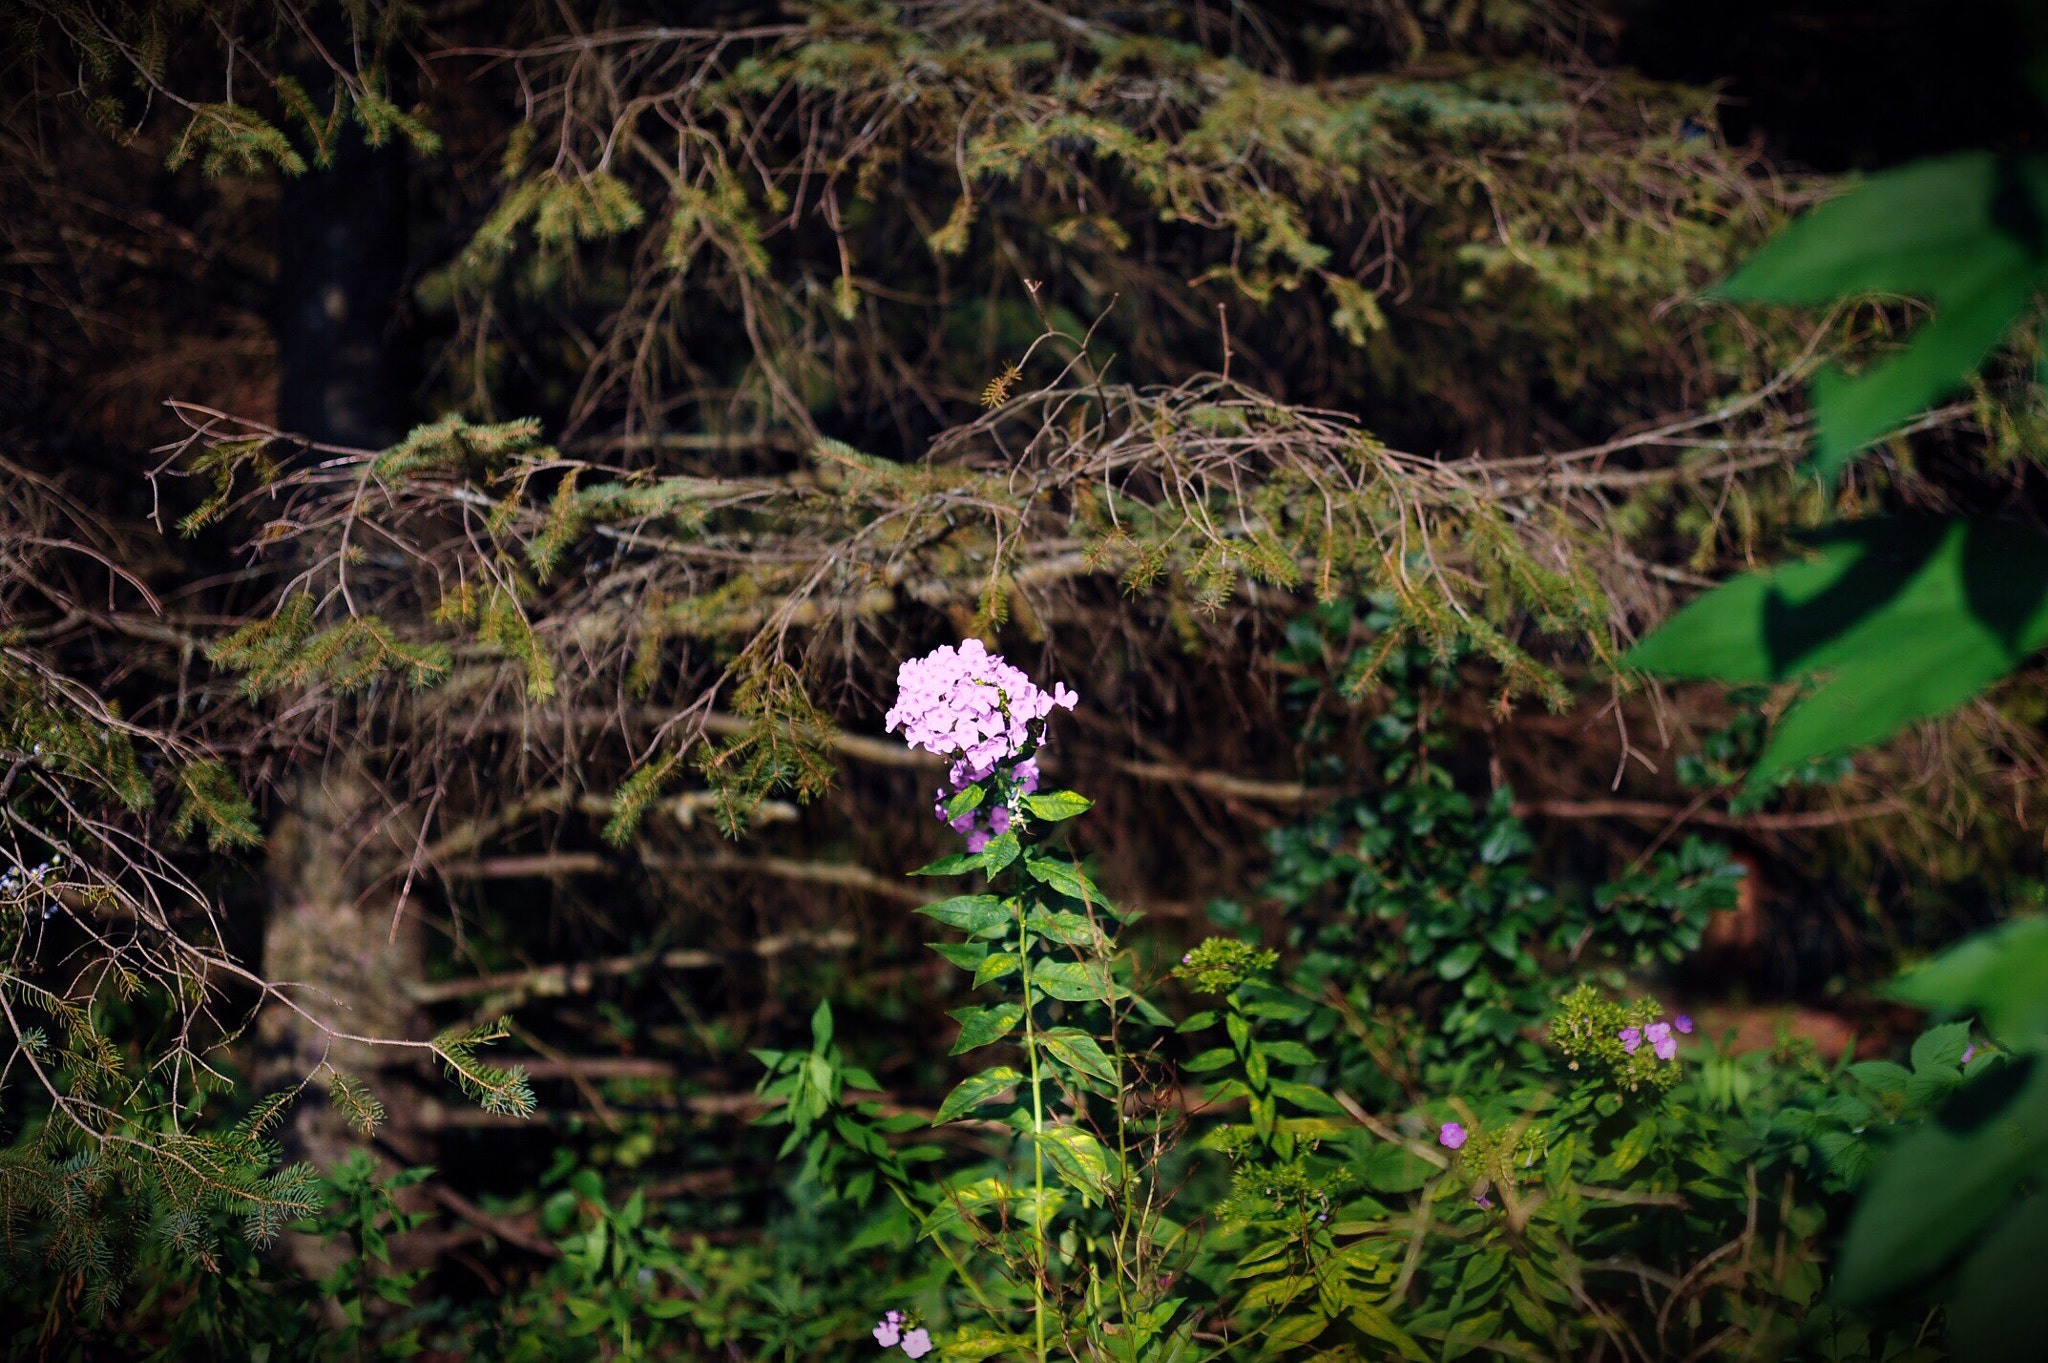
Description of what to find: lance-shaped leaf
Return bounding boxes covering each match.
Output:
[1626,516,2048,792]
[1025,855,1105,907]
[1716,152,2048,479]
[1036,1123,1119,1202]
[1023,789,1092,821]
[916,894,1009,935]
[949,1001,1025,1054]
[935,1066,1024,1123]
[1890,915,2048,1051]
[1039,1027,1118,1084]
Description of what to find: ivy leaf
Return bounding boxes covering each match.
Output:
[1024,790,1092,821]
[935,1066,1024,1123]
[1715,152,2048,480]
[916,894,1011,936]
[1626,517,2048,792]
[949,1002,1026,1054]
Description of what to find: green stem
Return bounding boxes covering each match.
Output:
[1017,896,1050,1363]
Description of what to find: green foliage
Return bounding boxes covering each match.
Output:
[1628,517,2048,792]
[1717,152,2048,480]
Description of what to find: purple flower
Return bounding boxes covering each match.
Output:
[1473,1190,1492,1209]
[887,641,1076,765]
[1619,1026,1642,1055]
[901,1328,933,1359]
[965,829,990,854]
[1439,1122,1467,1150]
[873,1311,904,1348]
[1646,1021,1676,1061]
[1962,1043,1977,1065]
[1674,1014,1693,1035]
[987,805,1011,836]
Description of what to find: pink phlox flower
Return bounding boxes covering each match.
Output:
[1645,1021,1675,1061]
[1014,758,1042,794]
[872,1311,904,1348]
[886,643,1076,771]
[965,829,990,853]
[1674,1014,1693,1035]
[1619,1026,1642,1054]
[1439,1122,1467,1150]
[988,806,1011,836]
[900,1328,933,1359]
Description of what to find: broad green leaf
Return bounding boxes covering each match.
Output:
[1031,958,1118,1003]
[943,783,984,819]
[1835,1055,2048,1305]
[1257,1039,1318,1066]
[1948,1191,2048,1363]
[1039,1027,1118,1084]
[916,894,1008,935]
[1182,1047,1236,1073]
[1268,1079,1341,1113]
[1023,908,1096,948]
[928,940,989,970]
[973,952,1021,987]
[1024,789,1092,821]
[1909,1020,1972,1075]
[1436,941,1483,981]
[1716,152,2048,478]
[1626,517,2048,791]
[981,830,1020,874]
[949,1001,1026,1054]
[1024,855,1105,907]
[1348,1300,1429,1362]
[935,1066,1023,1123]
[1891,915,2048,1050]
[1036,1123,1118,1201]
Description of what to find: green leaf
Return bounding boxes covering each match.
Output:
[1022,908,1095,948]
[1891,915,2048,1050]
[1024,856,1105,907]
[1039,1028,1118,1084]
[809,1000,833,1050]
[1626,517,2048,791]
[944,783,985,818]
[1948,1191,2048,1363]
[981,831,1021,874]
[935,1066,1024,1123]
[1258,1040,1318,1066]
[1835,1055,2048,1305]
[1436,941,1483,981]
[1036,1124,1118,1201]
[1910,1020,1972,1075]
[1268,1079,1341,1113]
[1183,1047,1236,1074]
[1348,1301,1429,1363]
[1024,789,1093,821]
[928,940,990,970]
[1031,959,1118,1003]
[973,952,1021,987]
[913,851,986,877]
[949,1002,1026,1054]
[916,894,1011,936]
[1715,152,2048,478]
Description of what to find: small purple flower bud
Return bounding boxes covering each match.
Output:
[1962,1043,1977,1065]
[1674,1014,1693,1034]
[1439,1122,1467,1150]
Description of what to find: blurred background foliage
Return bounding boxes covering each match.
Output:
[3,0,2048,1357]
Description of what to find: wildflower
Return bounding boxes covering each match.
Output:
[1962,1043,1977,1065]
[1674,1014,1693,1035]
[1619,1026,1642,1054]
[901,1328,933,1359]
[965,829,990,853]
[1645,1021,1676,1061]
[873,1310,904,1348]
[1473,1190,1492,1209]
[886,640,1076,767]
[1439,1122,1467,1150]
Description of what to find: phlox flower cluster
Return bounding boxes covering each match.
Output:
[886,640,1076,851]
[871,1310,931,1358]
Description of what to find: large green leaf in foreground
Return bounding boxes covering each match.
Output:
[1625,516,2048,791]
[1717,151,2048,479]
